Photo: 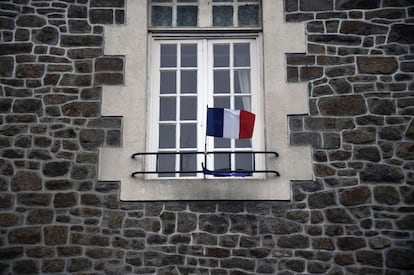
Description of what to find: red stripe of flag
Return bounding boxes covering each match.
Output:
[239,110,255,138]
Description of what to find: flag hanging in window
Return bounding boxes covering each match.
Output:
[206,108,255,139]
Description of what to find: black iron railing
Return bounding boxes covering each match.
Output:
[131,151,279,178]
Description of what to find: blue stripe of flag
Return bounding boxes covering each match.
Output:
[206,108,224,137]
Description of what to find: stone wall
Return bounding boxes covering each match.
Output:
[0,0,413,274]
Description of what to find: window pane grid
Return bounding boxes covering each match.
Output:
[158,43,200,177]
[150,0,261,28]
[151,0,199,27]
[211,42,253,172]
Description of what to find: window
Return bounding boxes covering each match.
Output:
[150,0,261,28]
[99,0,312,200]
[148,38,263,179]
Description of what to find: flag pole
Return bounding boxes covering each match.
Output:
[203,105,208,179]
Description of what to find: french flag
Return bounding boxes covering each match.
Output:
[206,108,255,139]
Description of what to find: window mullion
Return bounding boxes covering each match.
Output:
[234,3,238,27]
[229,42,236,170]
[172,0,177,27]
[199,0,210,28]
[176,43,181,176]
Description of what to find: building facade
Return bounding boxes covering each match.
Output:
[0,0,413,274]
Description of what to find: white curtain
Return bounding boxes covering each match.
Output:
[237,69,251,110]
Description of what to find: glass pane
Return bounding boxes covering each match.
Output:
[178,0,198,2]
[214,96,230,108]
[161,44,177,67]
[180,97,197,120]
[214,70,230,93]
[234,70,251,93]
[238,0,259,1]
[213,6,233,26]
[213,44,230,67]
[214,137,230,148]
[214,153,230,170]
[180,123,197,148]
[159,124,176,148]
[177,6,198,26]
[160,97,176,121]
[238,5,259,26]
[152,6,172,27]
[181,70,197,93]
[234,43,250,67]
[236,138,251,148]
[160,71,176,94]
[235,96,251,111]
[181,44,197,67]
[180,153,197,176]
[153,0,172,2]
[213,0,233,2]
[157,154,175,177]
[235,153,253,173]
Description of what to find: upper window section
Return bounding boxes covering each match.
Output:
[150,0,261,28]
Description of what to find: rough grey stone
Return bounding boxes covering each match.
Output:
[339,187,371,206]
[16,15,47,27]
[308,34,361,45]
[337,237,366,250]
[143,251,184,267]
[44,226,68,245]
[59,75,92,87]
[397,142,414,160]
[18,193,52,206]
[79,129,105,150]
[355,146,381,162]
[357,56,398,74]
[368,98,396,115]
[42,259,65,273]
[9,227,41,244]
[42,161,70,177]
[259,217,301,234]
[308,261,331,273]
[278,235,309,248]
[319,95,366,116]
[199,214,229,234]
[336,0,380,9]
[325,208,354,224]
[68,257,93,272]
[61,35,103,47]
[229,215,257,235]
[90,9,114,24]
[0,57,14,77]
[221,257,255,272]
[300,0,333,11]
[340,21,388,35]
[329,78,352,94]
[11,171,42,191]
[308,191,336,209]
[388,24,414,44]
[34,26,59,45]
[13,259,38,274]
[27,209,53,224]
[360,164,404,183]
[68,20,92,33]
[374,186,400,205]
[396,215,414,230]
[386,249,414,269]
[16,64,45,79]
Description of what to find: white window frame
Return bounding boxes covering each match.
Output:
[147,36,265,179]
